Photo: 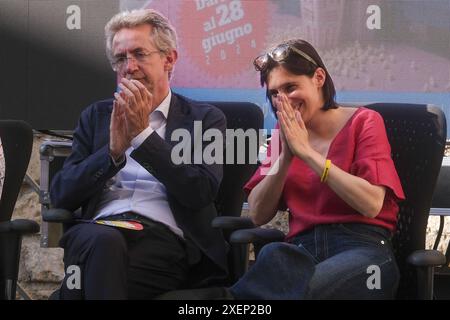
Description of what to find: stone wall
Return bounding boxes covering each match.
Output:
[14,135,64,300]
[12,136,450,299]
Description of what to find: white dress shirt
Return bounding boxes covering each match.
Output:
[94,91,184,238]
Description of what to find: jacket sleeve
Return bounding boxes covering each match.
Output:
[130,106,226,210]
[50,104,125,211]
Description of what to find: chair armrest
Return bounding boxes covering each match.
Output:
[230,227,285,244]
[42,208,75,223]
[212,216,255,230]
[407,249,446,267]
[407,249,446,299]
[0,219,40,234]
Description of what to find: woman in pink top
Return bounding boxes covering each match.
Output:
[229,39,405,300]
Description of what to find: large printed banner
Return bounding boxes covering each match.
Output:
[177,0,268,83]
[1,0,448,132]
[121,0,450,133]
[125,0,269,89]
[122,0,450,93]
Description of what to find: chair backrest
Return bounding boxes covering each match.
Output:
[431,157,450,209]
[204,101,263,285]
[364,103,447,299]
[207,102,264,219]
[0,120,33,222]
[0,120,34,299]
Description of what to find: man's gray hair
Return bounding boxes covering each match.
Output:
[105,9,177,61]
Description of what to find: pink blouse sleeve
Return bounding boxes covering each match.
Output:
[243,125,288,211]
[350,110,405,201]
[243,168,264,196]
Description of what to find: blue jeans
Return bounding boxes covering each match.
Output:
[230,223,399,300]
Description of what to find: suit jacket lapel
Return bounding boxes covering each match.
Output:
[165,93,194,146]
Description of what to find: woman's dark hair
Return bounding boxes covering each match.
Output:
[258,39,337,115]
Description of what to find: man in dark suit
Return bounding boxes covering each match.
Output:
[50,9,228,299]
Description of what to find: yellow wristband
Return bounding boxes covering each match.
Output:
[320,159,332,183]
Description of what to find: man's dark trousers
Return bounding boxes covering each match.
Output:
[59,217,190,299]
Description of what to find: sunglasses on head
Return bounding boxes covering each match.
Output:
[253,43,318,71]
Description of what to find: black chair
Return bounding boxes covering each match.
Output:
[231,103,447,300]
[0,120,40,300]
[207,101,265,284]
[42,101,263,298]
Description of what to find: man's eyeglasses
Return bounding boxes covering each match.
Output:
[111,50,163,71]
[253,43,318,71]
